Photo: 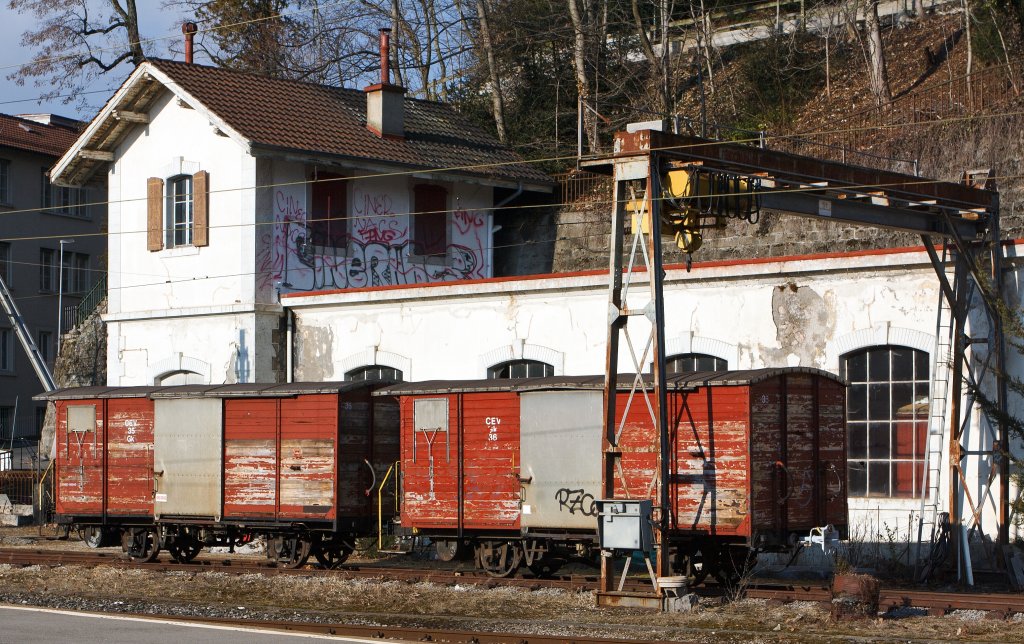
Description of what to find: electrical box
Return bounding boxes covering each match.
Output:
[597,499,653,551]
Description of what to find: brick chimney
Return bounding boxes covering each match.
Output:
[364,28,405,138]
[182,22,198,64]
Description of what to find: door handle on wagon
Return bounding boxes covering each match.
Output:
[774,461,791,505]
[363,459,376,497]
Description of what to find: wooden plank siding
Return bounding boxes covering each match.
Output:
[55,400,106,517]
[105,398,156,516]
[400,392,521,532]
[223,398,279,518]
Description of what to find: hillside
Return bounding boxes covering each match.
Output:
[549,10,1024,271]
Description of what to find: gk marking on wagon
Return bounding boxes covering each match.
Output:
[554,488,597,516]
[124,418,138,443]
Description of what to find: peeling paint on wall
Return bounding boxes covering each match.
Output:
[295,322,335,381]
[763,282,836,367]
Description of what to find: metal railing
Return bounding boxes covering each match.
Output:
[0,470,35,506]
[64,274,106,331]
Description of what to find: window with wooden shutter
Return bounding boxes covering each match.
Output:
[412,184,447,257]
[147,177,164,251]
[192,170,209,247]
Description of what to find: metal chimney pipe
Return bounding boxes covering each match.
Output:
[183,22,198,64]
[379,28,392,85]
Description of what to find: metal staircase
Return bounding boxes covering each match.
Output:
[0,273,56,392]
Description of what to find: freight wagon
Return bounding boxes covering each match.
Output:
[38,381,398,568]
[379,368,847,580]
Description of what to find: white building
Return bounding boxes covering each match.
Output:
[51,57,551,386]
[51,56,1020,556]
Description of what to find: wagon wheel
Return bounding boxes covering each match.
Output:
[527,557,565,578]
[313,540,353,569]
[715,545,756,587]
[168,536,203,564]
[476,541,522,578]
[434,539,462,562]
[80,526,107,549]
[673,544,714,586]
[122,528,160,563]
[269,535,312,569]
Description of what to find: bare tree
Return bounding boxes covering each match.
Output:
[864,0,891,105]
[567,0,599,152]
[474,0,507,141]
[8,0,146,109]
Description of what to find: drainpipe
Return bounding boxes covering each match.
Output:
[286,308,294,384]
[489,183,524,277]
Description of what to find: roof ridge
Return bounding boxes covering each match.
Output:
[147,57,366,97]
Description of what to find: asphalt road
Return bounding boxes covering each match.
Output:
[0,605,385,643]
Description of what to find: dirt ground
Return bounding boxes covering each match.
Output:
[1,526,1022,643]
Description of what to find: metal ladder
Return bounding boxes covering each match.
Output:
[0,273,56,391]
[915,245,957,581]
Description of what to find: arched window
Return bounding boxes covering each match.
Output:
[842,345,929,498]
[665,353,728,374]
[156,370,205,386]
[487,359,554,379]
[345,365,403,381]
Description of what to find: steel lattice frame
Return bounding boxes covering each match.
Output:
[589,130,1010,600]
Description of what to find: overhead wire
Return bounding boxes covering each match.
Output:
[1,102,1020,232]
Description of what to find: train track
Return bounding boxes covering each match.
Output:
[3,547,1023,619]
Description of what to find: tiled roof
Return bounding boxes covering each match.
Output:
[146,59,552,187]
[0,113,81,158]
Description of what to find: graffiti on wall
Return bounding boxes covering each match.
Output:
[258,186,489,293]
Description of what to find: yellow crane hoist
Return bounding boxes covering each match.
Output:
[627,167,760,254]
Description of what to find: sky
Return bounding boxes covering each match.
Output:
[0,4,189,122]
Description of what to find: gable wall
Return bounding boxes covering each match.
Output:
[107,91,256,317]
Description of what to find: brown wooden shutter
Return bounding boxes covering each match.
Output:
[147,177,164,252]
[192,170,209,247]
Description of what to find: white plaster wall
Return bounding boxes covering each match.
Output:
[107,91,255,317]
[286,248,1023,542]
[106,312,266,385]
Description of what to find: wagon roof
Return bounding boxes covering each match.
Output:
[34,380,393,401]
[373,367,845,396]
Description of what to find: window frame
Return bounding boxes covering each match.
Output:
[0,242,11,284]
[39,248,56,293]
[487,359,554,379]
[344,365,404,382]
[0,406,13,439]
[41,168,88,218]
[309,170,348,249]
[37,330,52,365]
[664,352,728,374]
[0,159,10,204]
[0,327,13,373]
[843,345,930,499]
[166,174,194,248]
[411,184,449,260]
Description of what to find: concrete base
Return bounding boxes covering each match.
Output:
[0,514,32,526]
[664,593,699,612]
[596,591,699,612]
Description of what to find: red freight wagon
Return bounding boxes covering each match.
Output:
[379,368,847,579]
[39,381,398,568]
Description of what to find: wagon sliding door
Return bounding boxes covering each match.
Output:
[153,398,223,520]
[519,391,602,530]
